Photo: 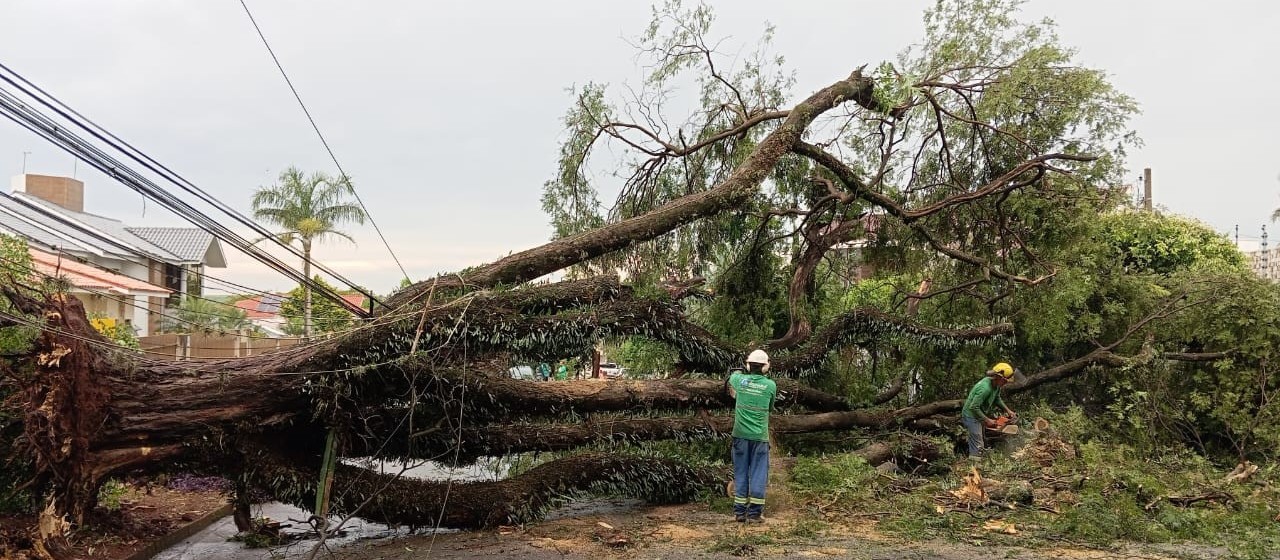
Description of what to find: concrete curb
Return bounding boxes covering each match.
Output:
[122,503,232,560]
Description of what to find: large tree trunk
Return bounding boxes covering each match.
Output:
[12,276,1018,546]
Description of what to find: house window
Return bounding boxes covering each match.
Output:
[164,263,182,307]
[186,264,203,298]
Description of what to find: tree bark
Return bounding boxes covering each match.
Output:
[249,450,719,529]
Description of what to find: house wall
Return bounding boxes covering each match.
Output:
[149,259,166,335]
[72,292,128,326]
[66,257,160,336]
[132,295,151,336]
[138,332,301,359]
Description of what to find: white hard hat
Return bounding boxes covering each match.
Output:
[746,349,770,366]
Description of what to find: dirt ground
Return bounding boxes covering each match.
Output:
[318,499,1225,560]
[0,483,225,560]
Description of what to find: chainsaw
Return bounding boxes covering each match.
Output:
[986,415,1020,435]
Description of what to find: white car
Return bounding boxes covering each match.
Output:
[599,362,626,379]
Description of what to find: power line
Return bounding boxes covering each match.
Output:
[0,67,377,317]
[9,248,419,345]
[0,62,381,317]
[0,253,291,340]
[237,0,411,284]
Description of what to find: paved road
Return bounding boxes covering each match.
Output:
[152,502,419,560]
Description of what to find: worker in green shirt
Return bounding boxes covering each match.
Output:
[961,362,1018,458]
[554,360,570,381]
[726,349,777,523]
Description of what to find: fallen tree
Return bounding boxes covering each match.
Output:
[0,3,1177,557]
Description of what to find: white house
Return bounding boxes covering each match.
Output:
[0,174,226,335]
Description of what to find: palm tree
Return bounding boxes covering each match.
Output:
[252,167,365,338]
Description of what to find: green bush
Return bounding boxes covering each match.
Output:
[789,453,877,506]
[96,479,128,512]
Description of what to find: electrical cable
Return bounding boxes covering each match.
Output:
[0,248,428,356]
[0,63,381,317]
[0,92,349,315]
[237,0,411,284]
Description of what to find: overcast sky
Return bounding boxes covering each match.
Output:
[2,1,1277,294]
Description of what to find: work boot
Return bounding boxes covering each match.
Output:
[746,514,764,524]
[734,513,746,523]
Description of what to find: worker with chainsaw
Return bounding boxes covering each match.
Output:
[726,349,777,523]
[961,362,1018,459]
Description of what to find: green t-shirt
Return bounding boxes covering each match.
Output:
[555,364,569,381]
[729,371,777,442]
[961,377,1007,420]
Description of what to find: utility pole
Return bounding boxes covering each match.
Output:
[1142,167,1152,211]
[1235,225,1239,247]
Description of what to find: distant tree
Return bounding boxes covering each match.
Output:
[1101,212,1245,275]
[280,276,354,336]
[252,167,366,338]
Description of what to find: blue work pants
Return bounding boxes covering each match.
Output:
[962,415,986,458]
[731,437,770,517]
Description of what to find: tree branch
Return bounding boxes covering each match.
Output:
[386,70,883,307]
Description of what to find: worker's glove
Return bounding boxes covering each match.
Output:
[982,419,997,429]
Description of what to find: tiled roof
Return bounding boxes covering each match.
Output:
[127,227,225,266]
[28,247,170,296]
[12,193,184,263]
[0,191,225,267]
[341,293,366,310]
[0,194,137,260]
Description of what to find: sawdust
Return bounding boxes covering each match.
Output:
[1011,418,1077,467]
[949,467,990,505]
[981,520,1018,534]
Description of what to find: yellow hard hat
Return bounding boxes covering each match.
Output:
[989,362,1015,379]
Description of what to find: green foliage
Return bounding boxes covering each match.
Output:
[161,297,252,335]
[789,453,878,506]
[96,479,128,512]
[88,313,140,349]
[1099,212,1245,275]
[782,408,1280,557]
[251,167,366,247]
[280,276,355,335]
[613,338,678,378]
[0,234,38,514]
[702,236,789,345]
[706,531,775,555]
